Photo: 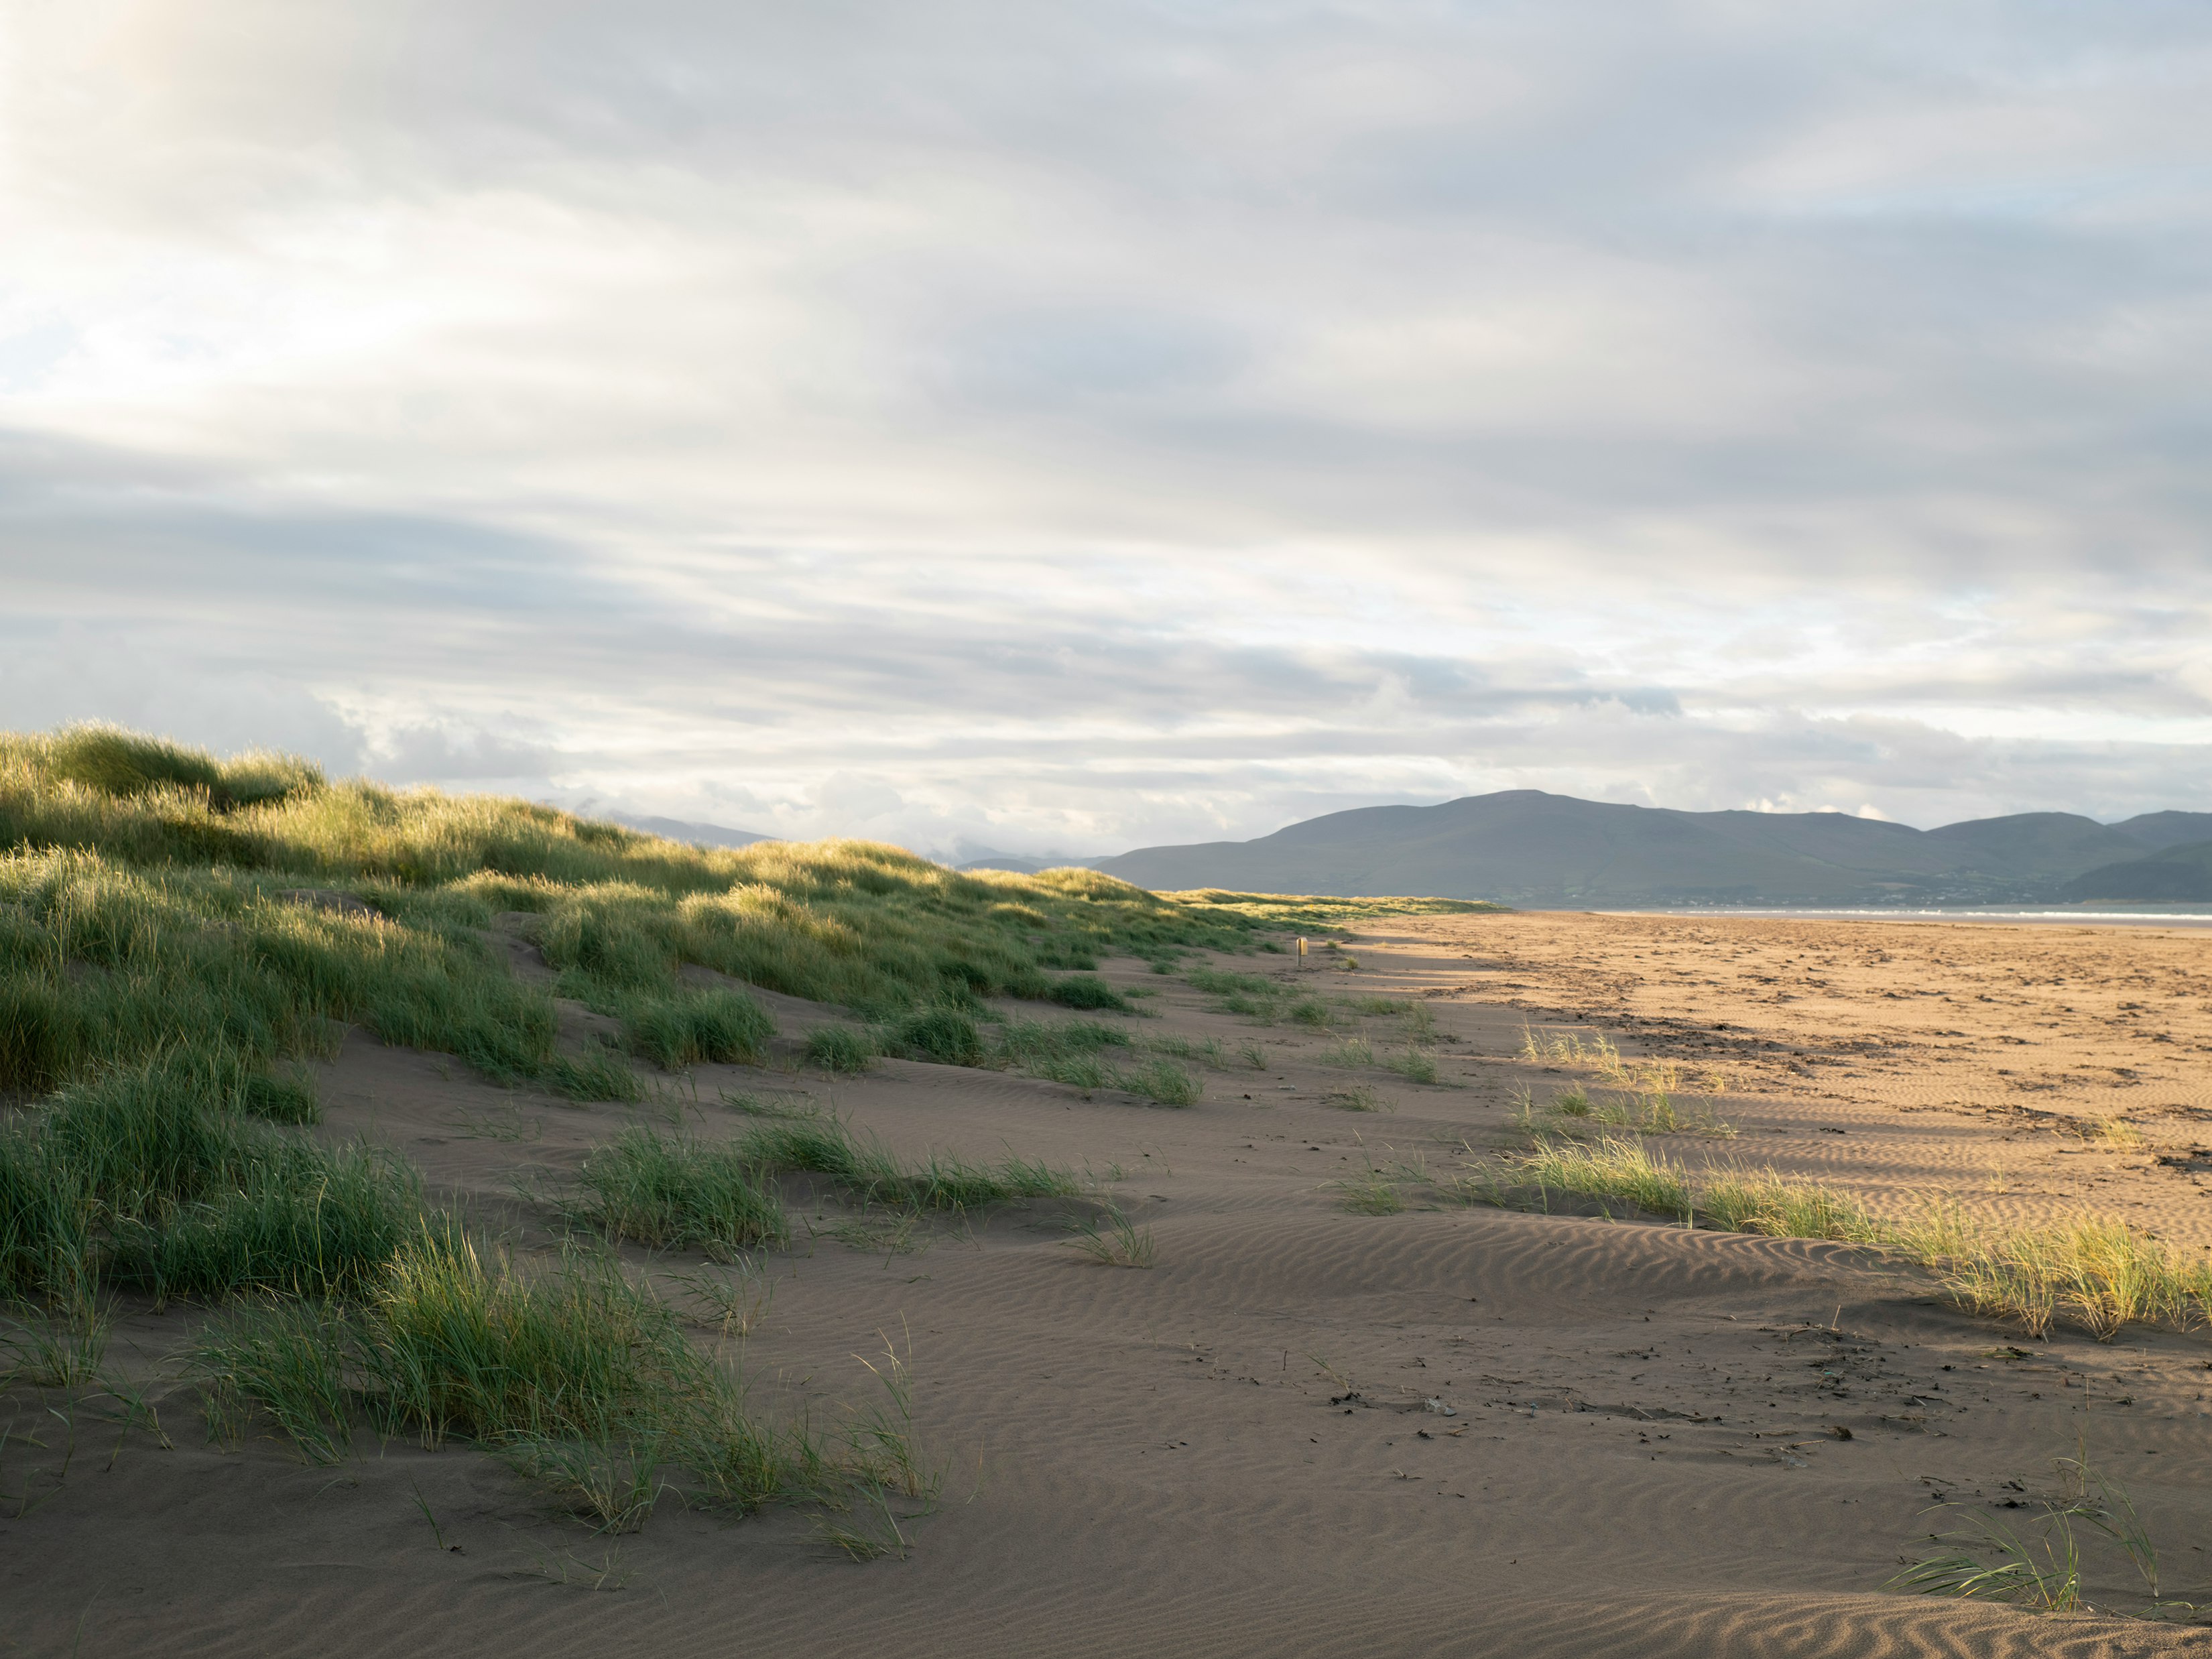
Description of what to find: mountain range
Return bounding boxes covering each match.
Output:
[609,813,773,850]
[1087,792,2212,906]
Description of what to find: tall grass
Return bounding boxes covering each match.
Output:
[9,725,1457,1539]
[734,1115,1083,1211]
[192,1227,801,1521]
[567,1127,790,1255]
[1460,1137,2212,1342]
[1,1050,420,1304]
[802,1025,875,1075]
[0,721,1371,1313]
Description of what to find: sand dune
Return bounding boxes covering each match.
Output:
[11,912,2212,1656]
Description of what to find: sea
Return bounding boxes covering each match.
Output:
[1602,904,2212,930]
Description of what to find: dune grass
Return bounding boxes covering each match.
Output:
[985,1018,1201,1104]
[1320,1036,1375,1068]
[566,1126,790,1255]
[1520,1080,1735,1138]
[733,1114,1083,1211]
[192,1226,806,1523]
[0,725,1486,1536]
[1384,1048,1441,1085]
[1520,1022,1726,1097]
[802,1025,875,1075]
[1066,1203,1157,1268]
[1459,1135,2212,1342]
[1336,1152,1424,1215]
[1182,969,1337,1029]
[0,722,1358,1310]
[1,1049,422,1306]
[1895,1442,2181,1619]
[1043,975,1132,1012]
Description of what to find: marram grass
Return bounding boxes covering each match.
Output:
[1460,1135,2212,1342]
[0,723,1473,1544]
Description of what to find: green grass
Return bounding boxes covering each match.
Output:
[0,722,1373,1306]
[1335,1156,1414,1214]
[1522,1080,1734,1138]
[1182,969,1339,1031]
[1140,1032,1225,1068]
[1,1050,421,1304]
[1894,1444,2179,1619]
[1044,975,1131,1012]
[733,1115,1083,1211]
[1066,1203,1156,1268]
[1383,1048,1440,1085]
[802,1025,875,1075]
[1458,1138,2212,1343]
[619,988,773,1069]
[1476,1135,1694,1219]
[1320,1037,1375,1068]
[985,1018,1199,1104]
[0,723,1481,1534]
[566,1126,790,1255]
[879,1007,983,1066]
[1,726,1347,1029]
[192,1227,807,1522]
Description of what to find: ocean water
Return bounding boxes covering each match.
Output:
[1600,904,2212,929]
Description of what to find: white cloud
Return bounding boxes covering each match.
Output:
[1,1,2209,853]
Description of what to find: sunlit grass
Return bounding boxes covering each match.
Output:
[1455,1135,2212,1342]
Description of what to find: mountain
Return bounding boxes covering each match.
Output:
[955,845,1107,875]
[2062,839,2212,902]
[1091,791,2207,906]
[2107,810,2212,853]
[611,814,774,850]
[960,855,1102,874]
[1920,812,2152,882]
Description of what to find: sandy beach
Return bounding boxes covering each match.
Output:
[11,909,2212,1657]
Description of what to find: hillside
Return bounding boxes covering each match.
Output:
[2063,837,2212,902]
[1096,789,2205,905]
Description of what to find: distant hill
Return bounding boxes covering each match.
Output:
[611,814,774,850]
[955,845,1107,875]
[1091,790,2206,906]
[2105,810,2212,852]
[2063,839,2212,902]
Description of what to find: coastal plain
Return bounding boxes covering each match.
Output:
[11,910,2212,1657]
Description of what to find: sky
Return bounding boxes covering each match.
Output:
[3,1,2209,858]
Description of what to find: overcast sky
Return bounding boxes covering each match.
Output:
[4,1,2208,855]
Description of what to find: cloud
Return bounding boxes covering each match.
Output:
[1,1,2209,854]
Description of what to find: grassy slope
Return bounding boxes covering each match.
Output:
[0,723,1481,1299]
[0,725,1497,1519]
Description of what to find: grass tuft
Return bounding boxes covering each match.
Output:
[802,1026,875,1075]
[1384,1048,1440,1085]
[1325,1085,1387,1112]
[735,1115,1082,1211]
[1045,975,1131,1012]
[568,1126,790,1255]
[1066,1203,1156,1268]
[1457,1139,2212,1343]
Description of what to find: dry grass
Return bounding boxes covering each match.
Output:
[1459,1136,2212,1342]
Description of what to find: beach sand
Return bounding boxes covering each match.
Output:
[10,910,2212,1657]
